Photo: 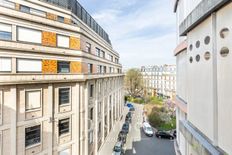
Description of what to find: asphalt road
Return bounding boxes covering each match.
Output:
[124,104,175,155]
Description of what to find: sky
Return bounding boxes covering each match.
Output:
[79,0,176,69]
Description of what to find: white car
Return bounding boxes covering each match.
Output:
[142,122,154,137]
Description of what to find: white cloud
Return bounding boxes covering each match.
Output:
[92,0,176,69]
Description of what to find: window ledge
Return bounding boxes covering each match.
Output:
[25,143,41,150]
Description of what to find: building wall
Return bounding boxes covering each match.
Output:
[0,0,124,155]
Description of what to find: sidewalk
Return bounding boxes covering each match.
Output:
[98,107,128,155]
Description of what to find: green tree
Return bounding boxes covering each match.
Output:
[125,69,144,97]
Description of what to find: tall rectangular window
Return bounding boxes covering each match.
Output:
[88,130,93,144]
[58,61,70,73]
[89,84,94,97]
[59,88,70,105]
[59,118,70,136]
[57,35,69,48]
[88,63,93,73]
[0,57,11,72]
[101,50,105,58]
[17,27,41,44]
[96,48,100,57]
[25,125,41,147]
[17,59,42,72]
[25,90,41,111]
[0,23,12,40]
[86,42,91,53]
[89,108,93,120]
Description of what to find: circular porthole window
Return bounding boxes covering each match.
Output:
[204,52,211,60]
[196,41,200,48]
[204,36,210,45]
[189,44,193,51]
[196,55,200,62]
[220,47,229,57]
[189,57,193,63]
[220,28,229,39]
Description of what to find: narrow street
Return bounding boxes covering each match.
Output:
[99,104,175,155]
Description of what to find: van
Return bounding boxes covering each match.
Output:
[142,122,153,137]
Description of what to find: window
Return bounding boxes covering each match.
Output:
[88,63,93,73]
[17,59,42,72]
[25,125,41,147]
[86,42,91,53]
[96,48,100,57]
[89,108,93,120]
[59,88,70,105]
[20,5,30,13]
[0,23,12,40]
[59,118,70,136]
[89,84,94,97]
[17,27,42,44]
[57,16,65,23]
[57,35,69,48]
[58,61,70,73]
[101,51,105,58]
[25,90,41,111]
[103,66,107,73]
[88,130,93,144]
[98,102,101,114]
[0,57,11,72]
[0,0,15,9]
[98,122,101,134]
[30,8,46,17]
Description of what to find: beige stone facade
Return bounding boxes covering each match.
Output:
[0,0,124,155]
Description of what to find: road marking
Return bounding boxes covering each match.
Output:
[132,147,136,154]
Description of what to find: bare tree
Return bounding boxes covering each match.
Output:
[125,69,144,97]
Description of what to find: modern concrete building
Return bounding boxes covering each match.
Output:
[0,0,124,155]
[174,0,231,154]
[141,65,176,99]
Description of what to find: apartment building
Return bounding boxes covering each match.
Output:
[174,0,231,154]
[141,65,176,99]
[0,0,124,155]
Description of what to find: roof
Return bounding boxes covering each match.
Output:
[174,40,187,56]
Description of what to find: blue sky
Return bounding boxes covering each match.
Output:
[79,0,176,69]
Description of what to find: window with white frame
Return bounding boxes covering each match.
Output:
[88,130,93,144]
[59,88,70,105]
[86,42,91,53]
[57,35,69,48]
[59,118,70,136]
[25,125,41,147]
[88,63,93,74]
[0,23,12,40]
[0,57,11,72]
[17,27,41,44]
[95,48,100,57]
[25,90,41,111]
[17,59,42,72]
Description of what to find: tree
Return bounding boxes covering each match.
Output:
[125,69,144,97]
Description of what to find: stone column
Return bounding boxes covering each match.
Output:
[47,84,53,155]
[10,86,17,155]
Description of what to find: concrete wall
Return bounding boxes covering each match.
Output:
[187,16,214,141]
[216,3,232,154]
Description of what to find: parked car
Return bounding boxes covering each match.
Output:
[118,131,127,144]
[125,116,131,124]
[142,122,154,137]
[126,103,134,108]
[155,131,174,140]
[126,112,132,118]
[112,141,124,155]
[172,130,176,138]
[121,123,129,134]
[129,107,135,112]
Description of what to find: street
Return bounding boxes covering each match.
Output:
[99,104,175,155]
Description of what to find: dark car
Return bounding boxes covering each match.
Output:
[125,116,132,123]
[113,141,124,155]
[118,131,127,144]
[155,131,174,140]
[129,107,135,112]
[126,112,132,118]
[172,130,176,138]
[121,123,129,134]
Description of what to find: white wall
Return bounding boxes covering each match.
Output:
[187,16,214,141]
[176,50,187,101]
[216,3,232,154]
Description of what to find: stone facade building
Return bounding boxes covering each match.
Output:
[174,0,231,154]
[0,0,124,155]
[141,65,176,99]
